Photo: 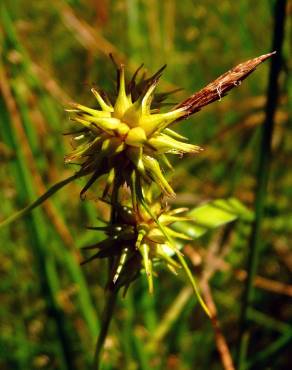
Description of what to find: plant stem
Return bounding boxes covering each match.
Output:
[93,179,121,369]
[236,0,287,368]
[93,289,119,370]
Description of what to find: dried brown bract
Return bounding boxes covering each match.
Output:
[176,52,276,118]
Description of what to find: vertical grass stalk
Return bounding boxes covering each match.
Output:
[93,288,119,370]
[236,0,287,368]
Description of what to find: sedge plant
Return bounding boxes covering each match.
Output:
[0,52,274,369]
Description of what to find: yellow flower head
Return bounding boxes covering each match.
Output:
[65,63,201,201]
[81,197,191,294]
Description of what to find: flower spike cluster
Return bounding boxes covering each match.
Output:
[66,63,201,201]
[82,198,191,295]
[65,53,274,313]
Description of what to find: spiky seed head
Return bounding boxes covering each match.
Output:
[65,63,201,203]
[81,199,190,294]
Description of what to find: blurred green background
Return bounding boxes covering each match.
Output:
[0,0,290,369]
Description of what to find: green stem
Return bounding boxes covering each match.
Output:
[0,173,81,229]
[246,331,292,369]
[176,253,211,318]
[93,177,122,369]
[93,289,119,370]
[236,0,287,368]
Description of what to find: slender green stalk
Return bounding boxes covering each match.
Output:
[248,308,292,334]
[176,253,211,318]
[93,289,119,370]
[236,0,287,368]
[92,183,121,369]
[0,173,80,229]
[246,331,292,369]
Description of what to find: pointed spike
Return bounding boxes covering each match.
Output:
[143,155,175,197]
[158,214,190,225]
[102,168,116,199]
[140,243,153,294]
[166,263,179,275]
[127,147,146,175]
[72,116,94,129]
[176,252,211,318]
[71,103,110,118]
[119,65,126,93]
[129,170,138,213]
[64,137,99,163]
[148,64,167,82]
[164,128,188,141]
[80,170,101,200]
[80,252,100,265]
[134,65,166,102]
[166,227,192,240]
[141,79,159,115]
[112,247,129,284]
[85,226,109,231]
[65,108,79,113]
[128,63,144,96]
[158,154,174,171]
[154,87,183,102]
[91,88,113,112]
[109,53,119,68]
[113,65,132,118]
[148,133,202,154]
[62,128,87,136]
[156,245,181,269]
[167,207,189,216]
[141,108,186,136]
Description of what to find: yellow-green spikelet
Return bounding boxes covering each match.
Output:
[65,64,202,201]
[81,200,191,295]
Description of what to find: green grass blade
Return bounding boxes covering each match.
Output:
[0,173,80,229]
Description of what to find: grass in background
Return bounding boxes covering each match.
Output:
[0,0,290,369]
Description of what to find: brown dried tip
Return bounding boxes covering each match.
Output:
[176,52,276,118]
